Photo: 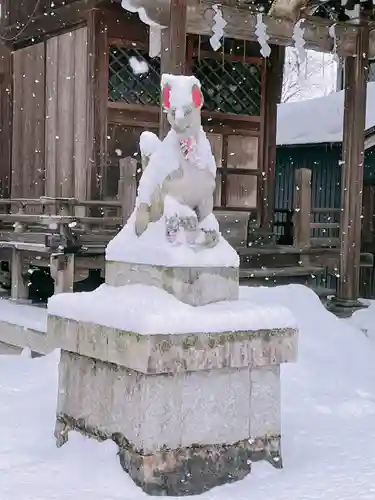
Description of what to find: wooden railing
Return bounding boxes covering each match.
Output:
[0,157,137,300]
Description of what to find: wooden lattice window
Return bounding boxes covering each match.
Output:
[108,41,262,116]
[108,45,160,105]
[192,58,262,116]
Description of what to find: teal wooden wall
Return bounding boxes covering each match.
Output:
[275,143,375,297]
[275,143,375,212]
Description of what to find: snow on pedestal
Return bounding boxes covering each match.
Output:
[47,74,298,496]
[105,205,239,306]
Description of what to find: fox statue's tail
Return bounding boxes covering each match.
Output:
[139,131,161,171]
[135,131,163,237]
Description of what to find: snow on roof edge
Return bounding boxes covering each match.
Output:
[276,82,375,147]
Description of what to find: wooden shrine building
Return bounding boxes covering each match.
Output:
[0,0,374,312]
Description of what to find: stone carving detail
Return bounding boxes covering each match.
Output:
[134,74,220,249]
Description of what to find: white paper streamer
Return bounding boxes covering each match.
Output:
[210,4,227,51]
[255,13,271,58]
[149,26,162,58]
[292,19,306,63]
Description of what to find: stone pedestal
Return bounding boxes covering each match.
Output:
[105,261,239,306]
[48,310,297,496]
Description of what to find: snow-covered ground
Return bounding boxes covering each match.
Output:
[2,284,375,499]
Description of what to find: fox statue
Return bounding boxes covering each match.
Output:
[134,74,220,248]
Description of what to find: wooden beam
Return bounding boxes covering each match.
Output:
[159,0,187,139]
[260,45,285,230]
[268,0,307,22]
[122,0,375,58]
[3,0,375,57]
[337,26,369,304]
[6,0,375,58]
[187,5,367,57]
[0,0,101,48]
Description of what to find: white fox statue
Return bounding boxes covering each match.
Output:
[134,74,220,249]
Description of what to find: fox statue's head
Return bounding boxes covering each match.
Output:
[161,74,204,138]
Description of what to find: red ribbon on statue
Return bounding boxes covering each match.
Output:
[179,138,196,159]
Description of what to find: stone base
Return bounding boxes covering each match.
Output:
[48,307,297,495]
[55,412,282,496]
[119,441,252,496]
[52,342,292,495]
[105,260,239,306]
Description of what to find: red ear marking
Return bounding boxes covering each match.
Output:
[162,85,171,110]
[192,85,202,108]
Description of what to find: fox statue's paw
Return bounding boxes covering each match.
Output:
[134,203,150,237]
[194,228,220,249]
[202,229,220,248]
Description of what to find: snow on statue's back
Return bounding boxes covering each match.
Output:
[106,74,239,268]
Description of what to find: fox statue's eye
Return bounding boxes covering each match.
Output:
[184,107,192,116]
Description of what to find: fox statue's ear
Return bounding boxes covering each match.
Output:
[162,84,171,111]
[192,85,203,109]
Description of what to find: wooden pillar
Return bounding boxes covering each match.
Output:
[159,0,187,139]
[293,168,312,265]
[50,253,75,294]
[362,184,375,243]
[86,9,109,202]
[11,249,28,301]
[0,42,12,199]
[336,57,345,91]
[118,157,137,225]
[337,26,369,304]
[293,168,312,250]
[260,45,285,230]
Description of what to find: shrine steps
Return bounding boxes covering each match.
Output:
[237,245,336,303]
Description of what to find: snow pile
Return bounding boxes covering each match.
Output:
[346,300,375,340]
[129,56,149,75]
[48,283,296,333]
[277,81,375,146]
[106,211,238,267]
[0,350,129,500]
[120,0,166,27]
[0,297,47,332]
[5,284,375,499]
